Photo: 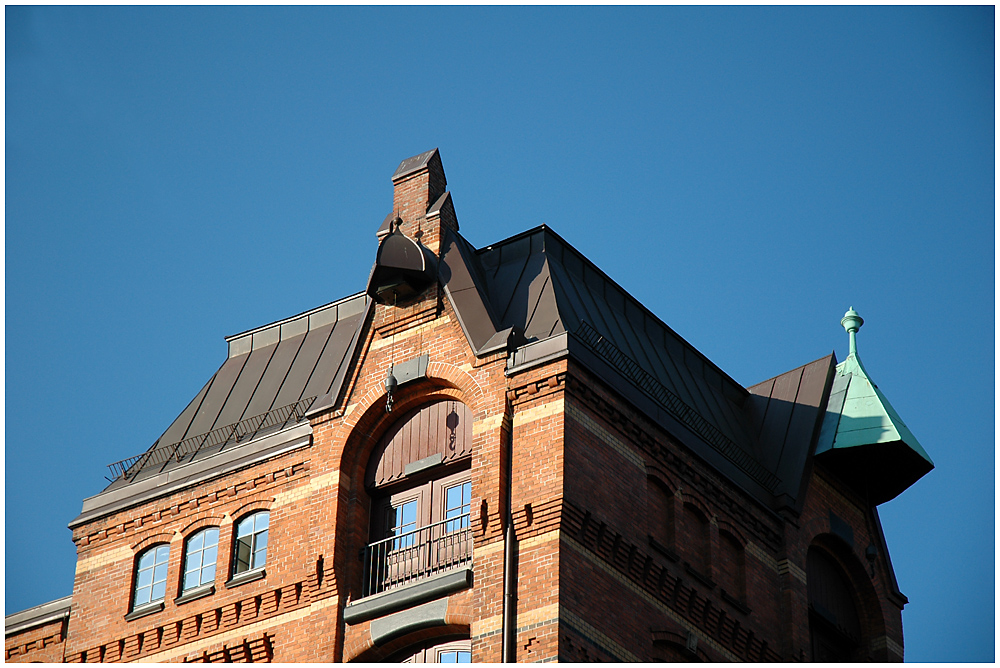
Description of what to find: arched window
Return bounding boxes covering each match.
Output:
[234,512,269,574]
[132,544,170,610]
[716,530,745,603]
[183,527,220,591]
[680,503,710,575]
[392,638,471,663]
[807,546,862,661]
[364,400,473,597]
[646,478,675,553]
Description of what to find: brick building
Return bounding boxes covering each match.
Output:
[6,149,933,663]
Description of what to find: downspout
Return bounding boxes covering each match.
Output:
[501,410,518,662]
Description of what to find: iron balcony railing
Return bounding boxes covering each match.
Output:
[106,397,317,482]
[363,515,473,598]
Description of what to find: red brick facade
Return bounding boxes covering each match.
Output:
[6,150,911,662]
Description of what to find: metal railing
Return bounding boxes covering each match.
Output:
[106,397,317,482]
[575,321,781,493]
[363,515,473,598]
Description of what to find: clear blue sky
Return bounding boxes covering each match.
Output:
[6,6,994,662]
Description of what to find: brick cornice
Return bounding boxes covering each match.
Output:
[73,460,310,550]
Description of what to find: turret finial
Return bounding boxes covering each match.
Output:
[841,307,864,356]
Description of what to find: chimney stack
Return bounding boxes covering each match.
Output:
[390,148,457,254]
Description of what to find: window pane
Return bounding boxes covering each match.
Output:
[236,538,252,572]
[255,513,269,532]
[440,651,457,663]
[153,563,168,583]
[137,551,156,570]
[456,651,471,662]
[189,532,204,552]
[134,587,151,607]
[255,531,268,552]
[155,545,171,563]
[202,564,216,582]
[137,567,154,589]
[150,580,166,602]
[400,501,417,527]
[184,570,200,591]
[204,528,219,547]
[202,544,218,566]
[237,518,253,537]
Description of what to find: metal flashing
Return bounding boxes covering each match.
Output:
[391,148,440,182]
[5,595,72,637]
[74,424,312,528]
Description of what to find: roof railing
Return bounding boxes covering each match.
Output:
[105,397,317,483]
[575,321,780,493]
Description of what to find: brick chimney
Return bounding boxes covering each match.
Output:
[391,148,458,255]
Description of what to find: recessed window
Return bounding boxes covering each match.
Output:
[234,512,269,574]
[133,544,170,609]
[183,528,219,591]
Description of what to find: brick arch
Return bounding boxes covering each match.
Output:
[229,499,273,524]
[179,515,227,536]
[645,463,680,495]
[330,363,486,612]
[716,519,748,548]
[678,490,713,522]
[346,623,471,663]
[808,533,887,639]
[131,531,175,553]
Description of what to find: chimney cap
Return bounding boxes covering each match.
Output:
[392,148,440,181]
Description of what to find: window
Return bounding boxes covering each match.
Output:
[183,528,219,591]
[395,638,472,663]
[234,512,269,574]
[807,546,862,661]
[133,544,170,610]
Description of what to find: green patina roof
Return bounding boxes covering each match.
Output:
[814,308,933,505]
[820,352,932,463]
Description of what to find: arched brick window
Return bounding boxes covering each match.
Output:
[132,544,170,611]
[680,503,710,575]
[716,530,745,603]
[646,478,675,553]
[390,638,471,663]
[363,400,473,597]
[807,546,862,661]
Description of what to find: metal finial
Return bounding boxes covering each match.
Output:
[841,306,864,356]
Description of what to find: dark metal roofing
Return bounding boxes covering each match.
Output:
[100,293,370,494]
[440,223,836,511]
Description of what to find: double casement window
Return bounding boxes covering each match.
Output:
[182,527,220,592]
[128,511,271,616]
[132,545,171,610]
[234,512,269,574]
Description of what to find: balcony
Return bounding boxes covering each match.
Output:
[363,514,473,597]
[344,515,473,626]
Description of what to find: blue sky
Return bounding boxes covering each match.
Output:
[5,6,994,662]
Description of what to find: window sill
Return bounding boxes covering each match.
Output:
[175,584,216,605]
[648,535,679,563]
[684,562,715,589]
[225,568,266,589]
[125,601,164,622]
[720,589,751,616]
